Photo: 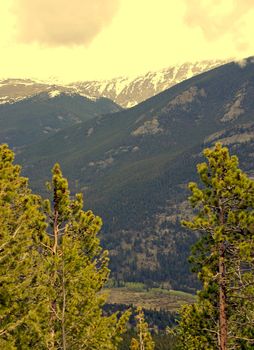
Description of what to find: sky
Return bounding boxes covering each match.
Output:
[0,0,254,82]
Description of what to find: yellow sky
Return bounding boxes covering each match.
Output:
[0,0,254,82]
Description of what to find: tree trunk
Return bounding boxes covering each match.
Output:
[219,242,227,350]
[62,259,66,350]
[49,206,59,349]
[138,316,145,350]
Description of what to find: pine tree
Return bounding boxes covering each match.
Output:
[177,143,254,349]
[0,145,129,349]
[130,307,154,350]
[41,163,130,349]
[0,144,48,349]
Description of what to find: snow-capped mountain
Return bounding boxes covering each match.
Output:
[0,59,229,108]
[0,78,90,105]
[70,59,229,107]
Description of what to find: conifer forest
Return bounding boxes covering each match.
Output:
[1,142,254,349]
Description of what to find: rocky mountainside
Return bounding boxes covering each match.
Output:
[10,57,254,292]
[0,60,228,108]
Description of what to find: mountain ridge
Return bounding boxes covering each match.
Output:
[0,91,121,147]
[0,59,229,108]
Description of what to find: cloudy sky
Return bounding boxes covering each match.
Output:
[1,0,254,82]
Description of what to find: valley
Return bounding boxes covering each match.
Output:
[1,58,254,293]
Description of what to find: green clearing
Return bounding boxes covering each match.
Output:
[104,284,196,312]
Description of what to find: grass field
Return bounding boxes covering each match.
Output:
[104,283,196,312]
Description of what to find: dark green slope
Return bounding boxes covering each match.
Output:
[16,58,254,291]
[0,92,121,147]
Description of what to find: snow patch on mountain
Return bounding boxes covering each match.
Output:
[49,90,61,98]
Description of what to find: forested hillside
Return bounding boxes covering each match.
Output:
[0,91,121,147]
[1,58,254,291]
[9,58,254,291]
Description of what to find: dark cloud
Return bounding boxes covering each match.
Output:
[13,0,119,47]
[183,0,253,50]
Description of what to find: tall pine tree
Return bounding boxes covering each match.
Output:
[0,145,129,349]
[177,143,254,349]
[0,144,48,349]
[41,163,130,349]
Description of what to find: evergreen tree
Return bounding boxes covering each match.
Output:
[0,144,48,349]
[177,143,254,349]
[0,145,129,349]
[130,307,154,350]
[41,163,130,349]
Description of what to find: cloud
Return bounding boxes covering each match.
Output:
[183,0,253,50]
[13,0,119,47]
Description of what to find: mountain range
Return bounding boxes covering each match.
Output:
[69,59,228,107]
[0,59,227,108]
[1,58,254,292]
